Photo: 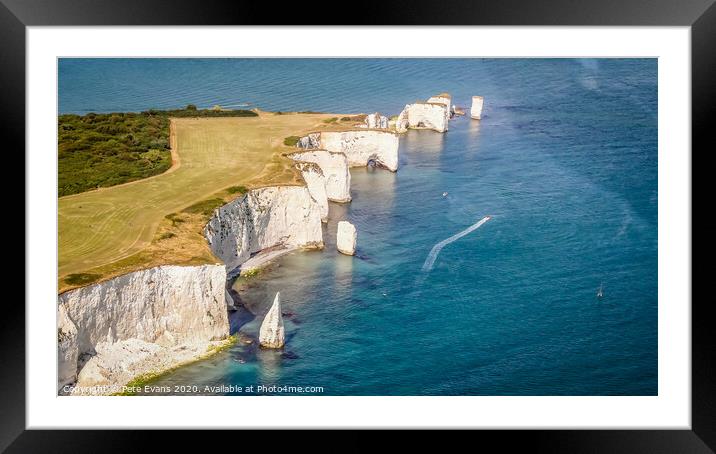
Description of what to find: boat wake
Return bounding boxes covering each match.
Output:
[421,216,491,272]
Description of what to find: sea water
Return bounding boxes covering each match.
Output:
[59,58,657,395]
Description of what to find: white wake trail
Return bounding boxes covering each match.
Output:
[421,216,491,272]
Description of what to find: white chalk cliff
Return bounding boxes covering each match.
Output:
[426,93,454,122]
[396,102,450,133]
[259,292,285,349]
[395,93,460,133]
[291,150,351,203]
[293,161,330,222]
[336,221,357,256]
[205,185,324,275]
[58,303,79,389]
[57,264,230,394]
[297,130,399,172]
[363,112,389,129]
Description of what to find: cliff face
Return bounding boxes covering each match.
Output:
[364,112,389,129]
[396,102,450,133]
[298,130,399,172]
[58,304,79,389]
[57,264,229,393]
[298,133,321,149]
[427,94,454,122]
[291,150,351,203]
[204,186,324,274]
[294,162,329,222]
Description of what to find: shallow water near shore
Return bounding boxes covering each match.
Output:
[61,58,657,395]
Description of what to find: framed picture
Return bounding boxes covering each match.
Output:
[7,0,709,450]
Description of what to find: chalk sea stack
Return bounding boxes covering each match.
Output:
[259,292,285,349]
[395,102,449,133]
[471,96,484,120]
[337,221,357,256]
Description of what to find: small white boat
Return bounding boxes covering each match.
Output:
[442,192,448,197]
[597,282,604,298]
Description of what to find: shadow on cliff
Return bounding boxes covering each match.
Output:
[227,288,255,335]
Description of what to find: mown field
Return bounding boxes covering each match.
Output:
[58,107,258,196]
[58,111,361,292]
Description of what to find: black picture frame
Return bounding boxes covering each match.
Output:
[3,0,709,451]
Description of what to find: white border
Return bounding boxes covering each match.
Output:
[27,27,691,429]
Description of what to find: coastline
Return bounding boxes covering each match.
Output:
[57,111,356,292]
[54,58,659,398]
[235,247,296,277]
[109,333,241,396]
[58,97,453,395]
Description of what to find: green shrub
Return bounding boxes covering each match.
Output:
[58,108,259,196]
[64,273,101,286]
[283,136,300,146]
[226,185,248,194]
[323,117,338,124]
[165,213,185,226]
[182,198,226,216]
[153,108,257,118]
[159,232,176,240]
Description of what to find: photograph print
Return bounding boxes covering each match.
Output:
[56,58,657,397]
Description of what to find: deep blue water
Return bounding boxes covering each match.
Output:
[59,58,657,395]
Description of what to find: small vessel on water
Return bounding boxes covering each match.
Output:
[442,192,448,197]
[597,282,604,298]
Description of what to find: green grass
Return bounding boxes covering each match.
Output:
[63,273,101,286]
[181,197,226,216]
[283,136,300,146]
[339,114,366,123]
[322,117,338,124]
[226,185,248,194]
[58,107,258,197]
[164,212,185,227]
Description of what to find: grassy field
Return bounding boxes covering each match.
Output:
[58,111,360,292]
[58,108,258,196]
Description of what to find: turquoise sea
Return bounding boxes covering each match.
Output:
[59,58,658,395]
